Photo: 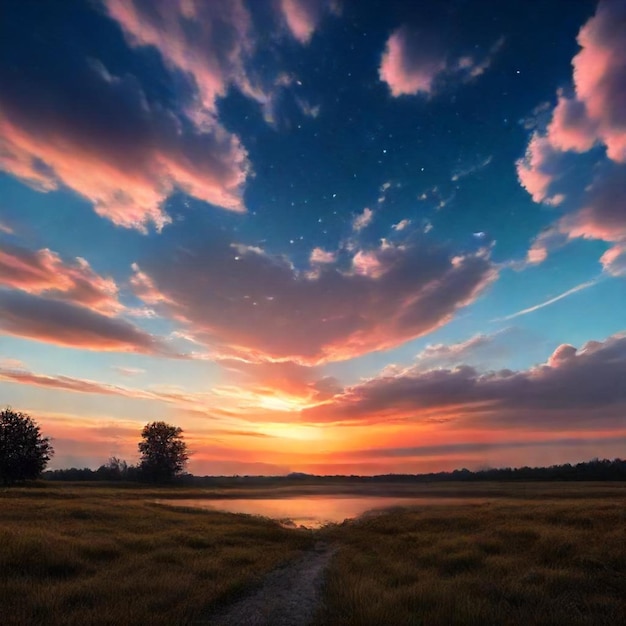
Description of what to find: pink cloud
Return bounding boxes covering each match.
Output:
[351,250,383,277]
[519,1,626,267]
[310,247,336,263]
[0,57,248,231]
[379,27,446,97]
[600,245,626,276]
[526,166,626,268]
[379,27,502,98]
[538,1,626,163]
[132,234,496,365]
[515,133,564,205]
[279,0,338,44]
[104,0,267,117]
[546,92,598,153]
[569,0,626,162]
[0,243,121,314]
[547,343,577,368]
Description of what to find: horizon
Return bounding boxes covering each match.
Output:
[1,0,626,476]
[43,456,626,479]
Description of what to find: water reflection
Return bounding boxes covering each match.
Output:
[158,495,486,528]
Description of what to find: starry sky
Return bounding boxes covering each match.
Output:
[1,0,625,475]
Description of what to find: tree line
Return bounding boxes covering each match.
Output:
[0,408,188,485]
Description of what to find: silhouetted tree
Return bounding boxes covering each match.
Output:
[138,421,188,482]
[0,408,54,484]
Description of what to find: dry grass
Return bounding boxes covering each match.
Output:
[2,482,625,625]
[317,495,626,625]
[0,484,312,625]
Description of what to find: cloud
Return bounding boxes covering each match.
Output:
[0,221,14,235]
[379,27,502,97]
[113,366,146,377]
[392,219,411,232]
[105,0,332,126]
[0,243,121,314]
[451,155,493,182]
[0,357,26,370]
[415,332,503,368]
[518,1,626,269]
[515,133,565,205]
[494,280,597,321]
[601,244,626,276]
[526,165,626,267]
[561,166,626,243]
[212,358,339,413]
[0,367,226,416]
[104,0,266,118]
[310,247,337,263]
[302,332,626,428]
[0,11,249,231]
[342,434,626,460]
[352,207,373,232]
[0,290,175,356]
[131,232,496,365]
[0,367,156,400]
[279,0,339,44]
[546,0,626,163]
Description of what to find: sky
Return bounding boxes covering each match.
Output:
[1,0,625,476]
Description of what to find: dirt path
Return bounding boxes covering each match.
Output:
[204,542,336,626]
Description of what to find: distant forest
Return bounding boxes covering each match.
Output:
[43,457,626,483]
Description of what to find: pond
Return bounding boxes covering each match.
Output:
[158,495,487,528]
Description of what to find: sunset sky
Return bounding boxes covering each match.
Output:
[1,0,625,475]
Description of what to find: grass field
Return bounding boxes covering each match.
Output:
[0,484,312,625]
[1,482,624,625]
[318,493,626,625]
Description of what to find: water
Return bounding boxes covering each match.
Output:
[158,495,485,528]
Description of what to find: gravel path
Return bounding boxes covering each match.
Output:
[203,542,336,626]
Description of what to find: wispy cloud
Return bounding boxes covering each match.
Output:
[493,280,597,322]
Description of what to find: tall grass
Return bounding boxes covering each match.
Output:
[0,485,312,625]
[317,497,626,625]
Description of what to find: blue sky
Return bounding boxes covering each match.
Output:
[1,0,625,474]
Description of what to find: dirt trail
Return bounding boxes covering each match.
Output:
[204,542,336,626]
